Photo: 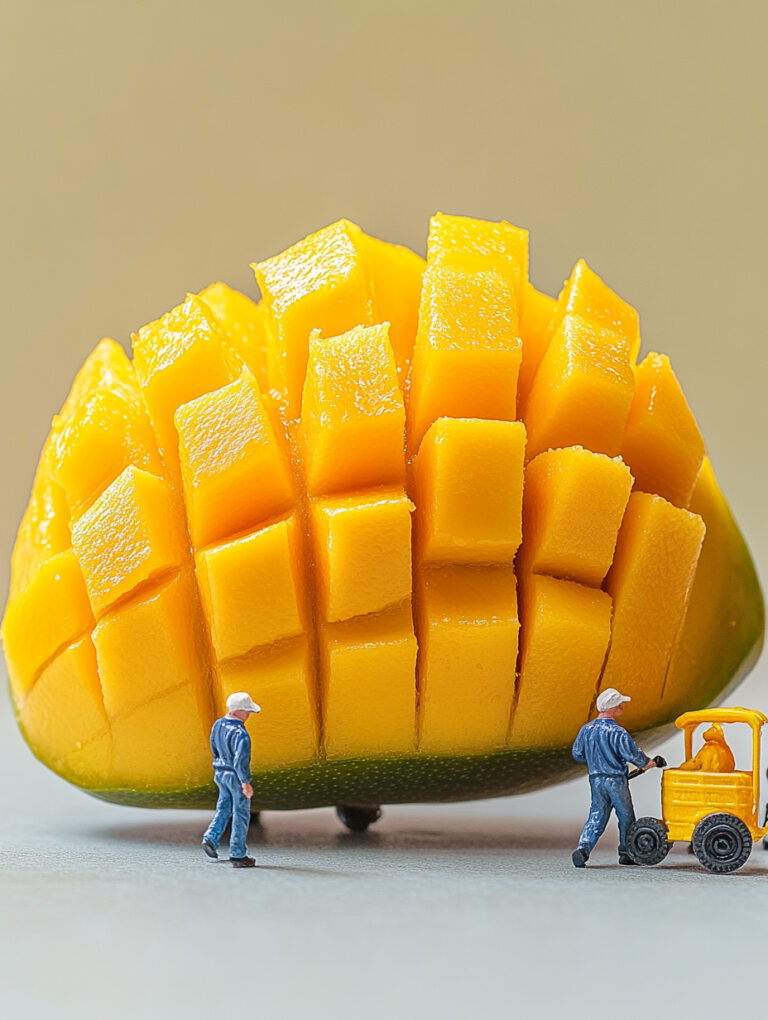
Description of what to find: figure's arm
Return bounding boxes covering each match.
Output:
[233,730,253,796]
[572,729,586,764]
[617,729,652,770]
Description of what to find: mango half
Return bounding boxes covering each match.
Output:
[2,216,763,811]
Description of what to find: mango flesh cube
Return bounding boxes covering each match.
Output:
[414,417,526,565]
[521,447,633,586]
[20,635,110,771]
[427,212,529,311]
[299,324,406,496]
[92,571,209,719]
[524,313,634,461]
[408,265,522,451]
[310,490,414,623]
[195,515,305,661]
[110,681,212,789]
[132,295,242,478]
[253,219,375,418]
[417,566,519,754]
[621,353,705,508]
[71,466,186,617]
[599,492,706,728]
[549,259,640,362]
[320,606,417,759]
[518,283,557,410]
[9,435,72,602]
[198,282,270,396]
[51,338,165,520]
[175,372,294,549]
[359,233,425,385]
[218,637,318,768]
[2,549,94,699]
[509,576,612,748]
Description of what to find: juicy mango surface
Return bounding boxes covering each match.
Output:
[2,215,763,810]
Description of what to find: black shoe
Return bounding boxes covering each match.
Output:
[201,839,218,860]
[230,856,256,868]
[618,853,638,865]
[572,846,589,868]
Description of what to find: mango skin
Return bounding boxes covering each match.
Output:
[67,462,761,811]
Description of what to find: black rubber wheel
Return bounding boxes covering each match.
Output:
[626,817,672,866]
[692,813,753,874]
[336,805,382,832]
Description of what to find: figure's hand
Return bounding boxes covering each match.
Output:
[242,782,253,798]
[642,759,657,771]
[653,755,667,769]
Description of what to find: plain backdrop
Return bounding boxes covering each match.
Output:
[1,3,766,1018]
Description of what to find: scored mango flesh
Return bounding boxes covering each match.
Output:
[2,214,763,810]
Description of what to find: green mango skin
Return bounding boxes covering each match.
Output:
[25,462,767,813]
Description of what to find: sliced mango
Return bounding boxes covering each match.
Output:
[195,515,306,662]
[414,417,526,565]
[408,264,521,451]
[71,467,186,616]
[524,313,634,460]
[518,282,557,410]
[621,352,705,509]
[520,447,633,586]
[599,492,706,728]
[310,489,414,623]
[510,575,613,748]
[548,259,640,362]
[175,371,294,549]
[299,324,406,496]
[417,566,519,754]
[198,282,270,395]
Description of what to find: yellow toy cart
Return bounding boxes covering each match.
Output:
[626,707,767,873]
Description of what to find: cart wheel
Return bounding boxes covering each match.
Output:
[336,805,382,832]
[692,813,753,874]
[626,817,672,866]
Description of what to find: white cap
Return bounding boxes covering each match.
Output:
[596,688,632,713]
[226,692,261,714]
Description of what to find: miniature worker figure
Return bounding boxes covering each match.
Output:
[201,692,261,868]
[571,688,658,868]
[678,723,735,772]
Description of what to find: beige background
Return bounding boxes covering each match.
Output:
[1,4,767,1017]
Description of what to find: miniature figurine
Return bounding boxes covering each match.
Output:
[678,722,735,772]
[625,707,768,873]
[201,692,261,868]
[571,688,660,868]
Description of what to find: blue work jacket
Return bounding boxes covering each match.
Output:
[210,716,251,784]
[572,717,650,777]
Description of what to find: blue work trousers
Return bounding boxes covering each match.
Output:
[578,774,636,855]
[204,770,250,859]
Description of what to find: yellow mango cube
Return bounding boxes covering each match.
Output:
[132,295,242,478]
[199,282,270,395]
[518,282,557,410]
[299,324,406,496]
[20,635,110,771]
[2,549,94,699]
[414,418,526,565]
[253,219,375,418]
[92,571,208,719]
[599,492,706,728]
[175,372,294,549]
[524,313,634,460]
[408,265,521,452]
[549,259,640,362]
[310,489,414,622]
[218,637,318,768]
[110,681,212,789]
[320,605,417,759]
[71,466,186,616]
[427,212,529,310]
[195,515,306,662]
[509,575,613,748]
[520,447,633,586]
[417,566,519,754]
[51,338,165,520]
[359,233,425,384]
[621,353,705,508]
